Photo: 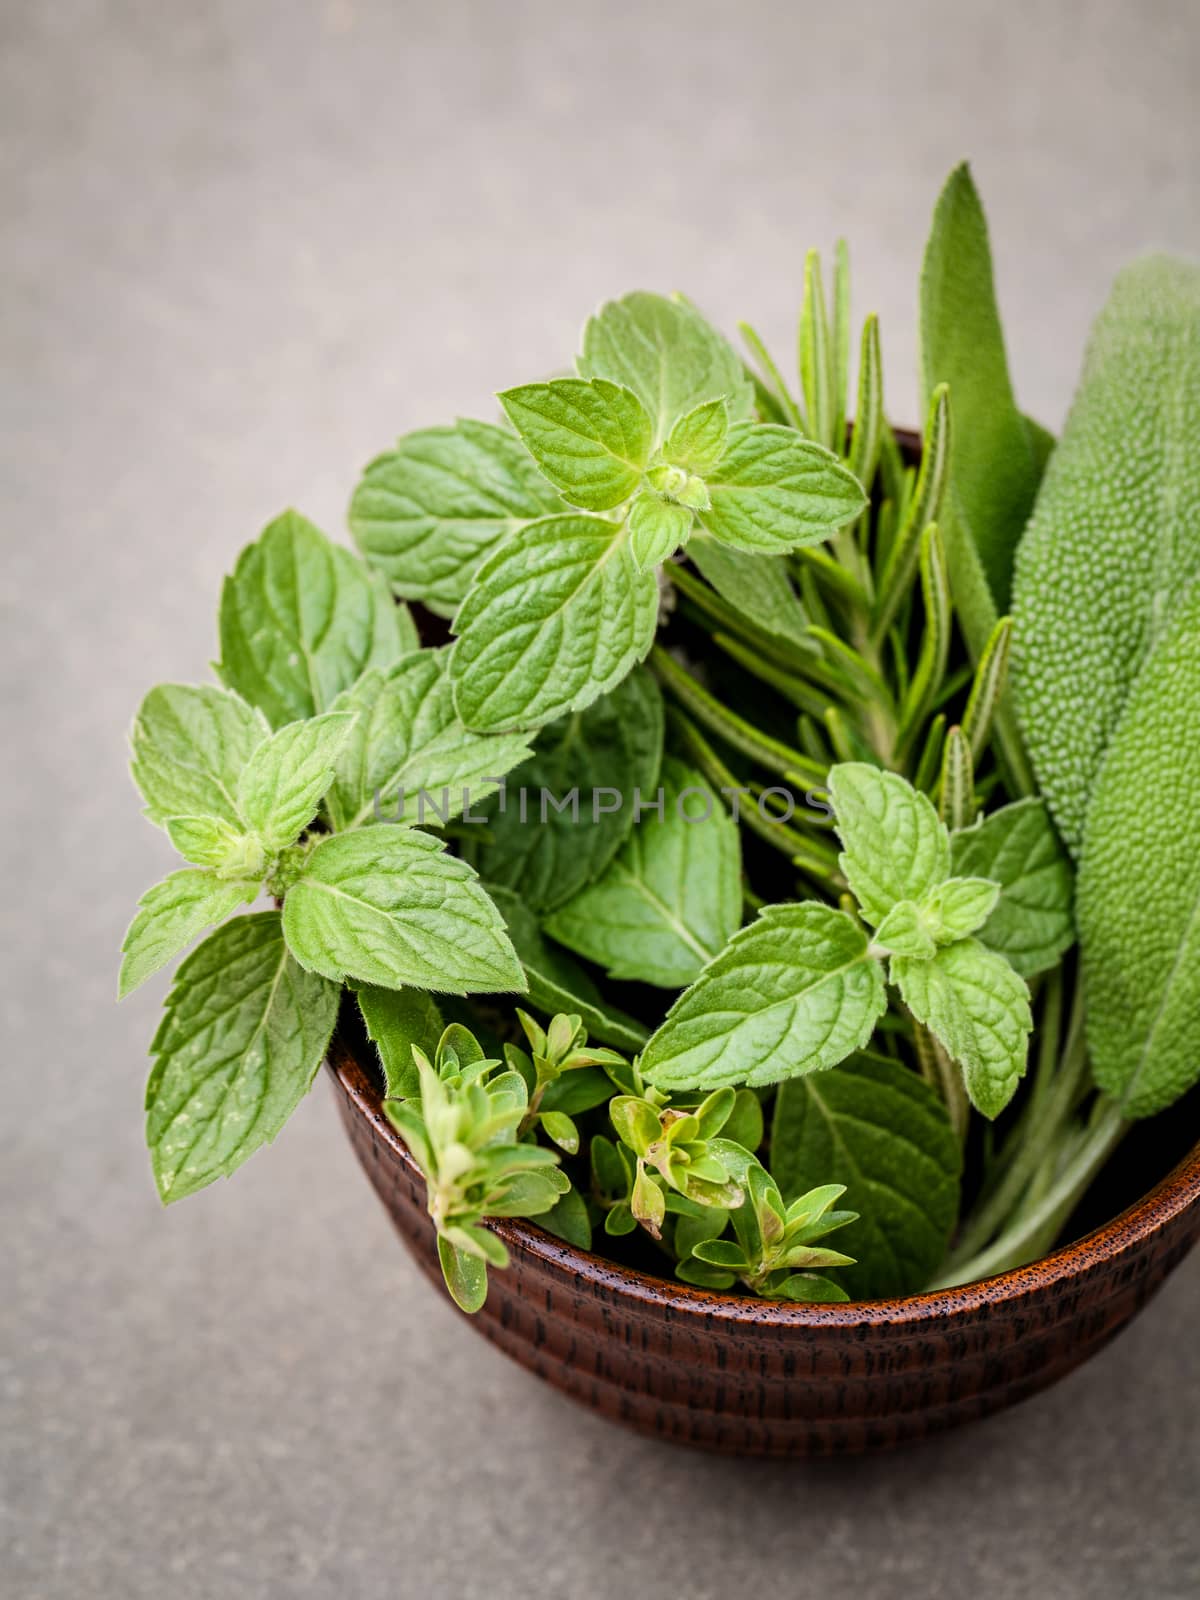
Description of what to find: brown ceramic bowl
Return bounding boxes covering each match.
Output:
[328,1029,1200,1457]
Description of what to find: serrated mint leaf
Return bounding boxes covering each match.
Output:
[697,423,867,554]
[1078,579,1200,1117]
[358,984,444,1098]
[349,419,566,615]
[687,539,809,647]
[663,398,729,475]
[145,912,338,1201]
[771,1053,961,1299]
[871,901,936,960]
[578,291,753,446]
[462,666,663,914]
[449,513,659,733]
[640,903,887,1091]
[498,379,652,511]
[281,827,523,994]
[891,938,1031,1119]
[130,683,268,828]
[1013,257,1200,852]
[218,509,417,727]
[324,649,534,833]
[828,763,950,926]
[164,815,266,879]
[629,492,692,572]
[235,711,355,851]
[544,755,741,988]
[920,876,1001,943]
[119,870,257,999]
[951,799,1073,977]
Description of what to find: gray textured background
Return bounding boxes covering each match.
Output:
[4,2,1199,1595]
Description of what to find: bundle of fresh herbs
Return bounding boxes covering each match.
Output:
[121,164,1200,1313]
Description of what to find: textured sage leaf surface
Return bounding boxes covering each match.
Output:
[130,683,267,827]
[283,827,523,994]
[119,870,254,998]
[892,938,1031,1118]
[699,424,866,553]
[145,912,339,1201]
[771,1054,961,1299]
[499,379,652,510]
[349,419,566,614]
[324,649,534,832]
[920,163,1039,610]
[1078,579,1200,1117]
[1013,256,1200,853]
[357,984,443,1098]
[236,712,354,850]
[218,510,417,726]
[687,539,809,646]
[640,903,887,1091]
[951,798,1073,977]
[450,513,659,732]
[578,291,753,446]
[829,763,949,926]
[544,755,741,988]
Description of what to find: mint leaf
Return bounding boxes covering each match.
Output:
[164,816,265,879]
[236,712,355,851]
[697,424,866,553]
[828,763,950,926]
[462,666,663,914]
[449,513,659,733]
[663,398,729,475]
[130,683,268,828]
[544,755,741,988]
[687,539,809,647]
[218,510,417,727]
[498,379,652,511]
[772,1054,961,1299]
[951,798,1073,977]
[1013,257,1200,852]
[145,912,339,1201]
[119,870,256,998]
[629,492,692,571]
[281,827,524,994]
[891,938,1031,1119]
[1078,578,1200,1117]
[872,901,936,960]
[324,649,534,833]
[921,877,1001,943]
[640,903,887,1091]
[357,984,444,1098]
[578,291,753,446]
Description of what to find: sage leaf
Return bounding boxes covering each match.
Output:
[130,683,267,828]
[891,938,1031,1119]
[629,492,692,571]
[543,755,741,988]
[828,762,950,926]
[281,827,524,994]
[578,290,753,446]
[698,424,867,553]
[687,538,809,647]
[357,984,444,1098]
[1013,256,1200,852]
[119,871,256,998]
[145,912,339,1201]
[951,798,1074,977]
[640,903,887,1091]
[498,379,652,511]
[349,419,566,615]
[218,510,417,727]
[1078,578,1200,1117]
[236,712,355,851]
[771,1053,961,1299]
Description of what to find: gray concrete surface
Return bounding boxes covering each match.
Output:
[4,2,1199,1595]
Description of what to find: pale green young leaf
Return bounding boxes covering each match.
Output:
[358,984,444,1098]
[449,513,659,733]
[235,712,355,851]
[772,1053,961,1298]
[798,249,834,450]
[687,538,809,647]
[130,683,268,828]
[578,291,753,446]
[663,398,729,475]
[164,815,265,879]
[847,313,884,491]
[218,510,417,727]
[640,903,887,1091]
[629,492,692,571]
[951,798,1074,978]
[699,424,867,554]
[145,912,339,1201]
[119,870,256,998]
[498,378,652,511]
[544,755,741,989]
[828,763,950,925]
[437,1234,489,1312]
[891,938,1031,1119]
[349,419,566,615]
[281,826,524,994]
[871,900,936,960]
[920,877,1001,944]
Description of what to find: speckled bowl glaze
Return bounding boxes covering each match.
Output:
[328,1029,1200,1457]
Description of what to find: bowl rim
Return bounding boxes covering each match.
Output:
[329,1029,1200,1328]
